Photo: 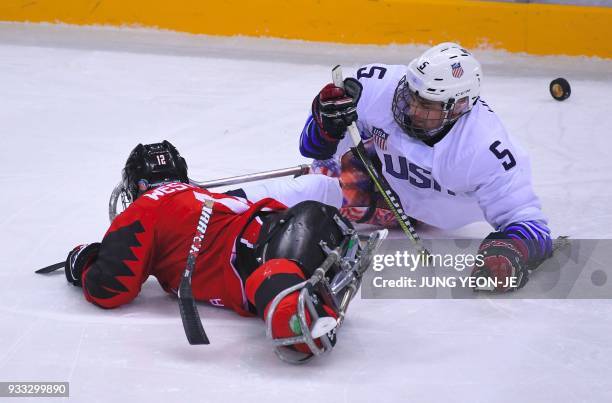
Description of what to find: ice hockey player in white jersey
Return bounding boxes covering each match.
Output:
[299,42,553,292]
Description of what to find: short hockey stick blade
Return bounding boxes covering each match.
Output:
[178,276,210,345]
[35,262,65,274]
[551,235,570,253]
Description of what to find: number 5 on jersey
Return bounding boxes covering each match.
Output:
[489,140,516,171]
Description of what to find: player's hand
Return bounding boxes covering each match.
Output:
[65,243,100,287]
[312,78,363,140]
[471,235,528,292]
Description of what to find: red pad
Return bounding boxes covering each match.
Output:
[245,259,336,353]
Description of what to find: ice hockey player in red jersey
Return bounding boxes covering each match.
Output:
[62,141,384,363]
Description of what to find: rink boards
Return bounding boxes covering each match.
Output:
[0,0,611,58]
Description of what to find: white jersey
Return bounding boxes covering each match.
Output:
[240,174,343,209]
[334,64,546,230]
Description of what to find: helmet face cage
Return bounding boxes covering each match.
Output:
[121,141,188,201]
[393,76,470,141]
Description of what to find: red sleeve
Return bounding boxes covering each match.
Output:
[82,201,155,309]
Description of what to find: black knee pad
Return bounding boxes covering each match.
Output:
[256,201,353,278]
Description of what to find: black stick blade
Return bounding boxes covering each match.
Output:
[178,278,210,345]
[35,262,65,274]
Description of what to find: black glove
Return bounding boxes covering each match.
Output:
[312,77,363,140]
[471,233,529,292]
[65,243,100,287]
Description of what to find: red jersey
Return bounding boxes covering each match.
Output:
[82,182,286,316]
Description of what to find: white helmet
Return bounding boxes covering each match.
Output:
[392,42,483,141]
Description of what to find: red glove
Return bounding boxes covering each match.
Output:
[311,78,362,140]
[471,235,529,292]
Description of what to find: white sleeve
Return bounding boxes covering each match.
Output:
[469,144,547,230]
[240,174,342,209]
[442,102,548,230]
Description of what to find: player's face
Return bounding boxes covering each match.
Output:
[393,77,473,141]
[406,94,446,131]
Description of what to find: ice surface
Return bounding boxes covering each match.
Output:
[1,22,611,403]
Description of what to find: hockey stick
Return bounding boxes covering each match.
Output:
[109,164,310,222]
[35,262,64,274]
[178,199,215,345]
[331,65,429,256]
[190,164,310,188]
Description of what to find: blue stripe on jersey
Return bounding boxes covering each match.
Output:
[299,115,339,160]
[503,220,553,264]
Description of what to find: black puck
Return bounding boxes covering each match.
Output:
[549,78,571,101]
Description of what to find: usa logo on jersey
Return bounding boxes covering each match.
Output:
[451,62,464,78]
[372,127,389,150]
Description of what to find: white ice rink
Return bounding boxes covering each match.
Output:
[1,23,612,403]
